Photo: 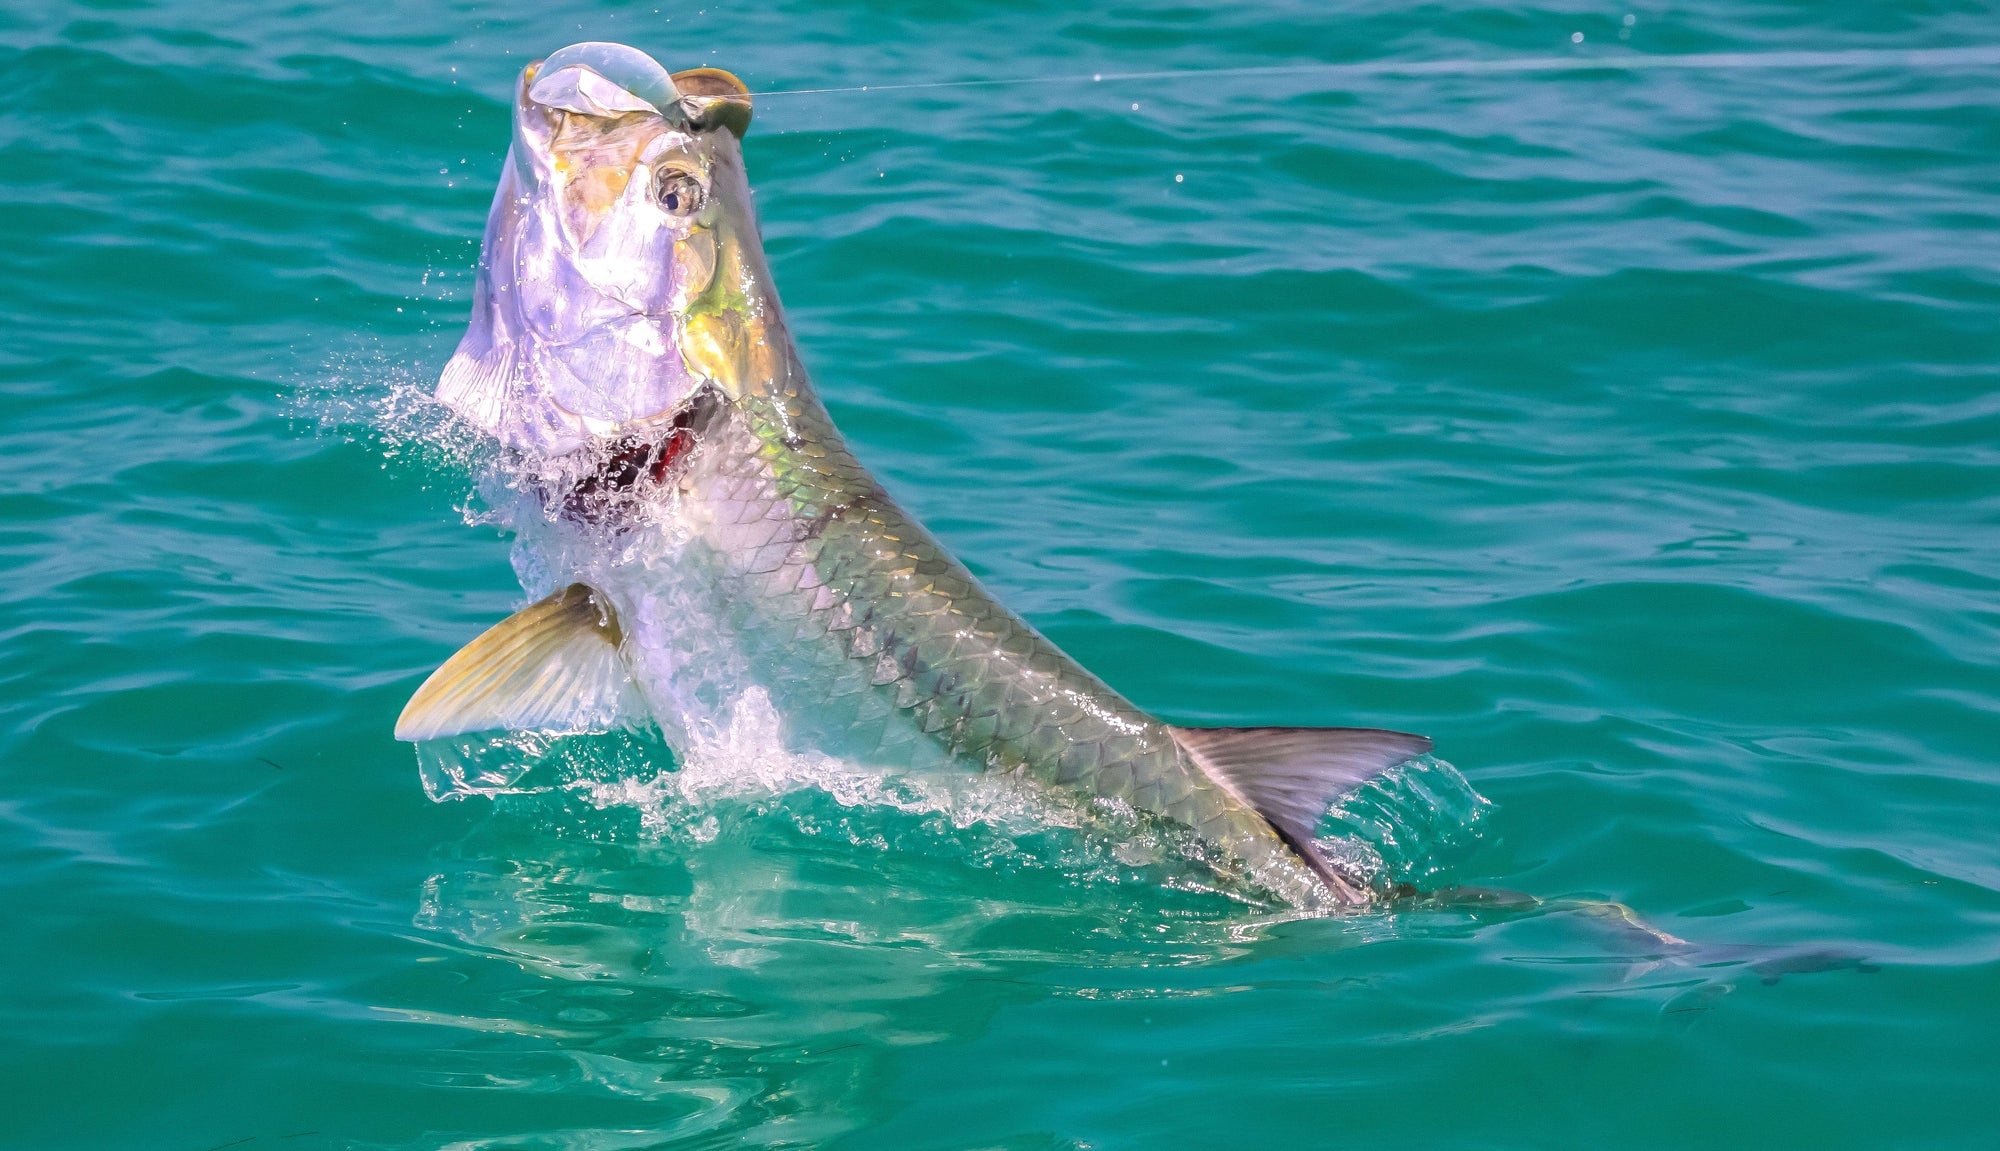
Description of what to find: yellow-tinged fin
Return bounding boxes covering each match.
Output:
[1169,725,1432,900]
[395,584,644,742]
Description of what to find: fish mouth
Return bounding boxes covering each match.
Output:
[513,42,752,174]
[527,42,682,119]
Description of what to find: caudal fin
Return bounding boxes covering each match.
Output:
[1168,725,1432,900]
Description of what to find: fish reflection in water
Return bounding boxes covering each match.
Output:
[387,737,1871,1148]
[402,800,1305,1147]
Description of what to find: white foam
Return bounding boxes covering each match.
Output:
[564,689,1148,874]
[1324,754,1494,887]
[301,343,503,496]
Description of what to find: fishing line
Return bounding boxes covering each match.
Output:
[747,43,2000,99]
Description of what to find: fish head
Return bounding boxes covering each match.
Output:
[440,42,765,454]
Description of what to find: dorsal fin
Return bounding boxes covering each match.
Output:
[1169,725,1432,897]
[395,584,645,742]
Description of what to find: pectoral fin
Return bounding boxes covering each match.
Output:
[1169,725,1432,897]
[395,583,645,742]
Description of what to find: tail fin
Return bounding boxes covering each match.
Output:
[1169,725,1432,901]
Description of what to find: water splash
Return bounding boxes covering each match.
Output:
[1322,754,1494,890]
[301,342,501,492]
[321,351,1492,911]
[417,686,1492,912]
[427,689,1223,897]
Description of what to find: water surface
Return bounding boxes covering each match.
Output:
[3,1,1998,1147]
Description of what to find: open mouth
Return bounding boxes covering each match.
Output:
[528,42,684,121]
[559,385,724,520]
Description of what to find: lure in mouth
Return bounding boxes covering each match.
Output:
[436,42,758,456]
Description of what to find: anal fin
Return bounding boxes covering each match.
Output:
[1169,725,1433,900]
[395,583,645,742]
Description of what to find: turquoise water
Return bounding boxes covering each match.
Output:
[5,0,1999,1146]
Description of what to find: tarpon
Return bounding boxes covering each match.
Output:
[396,42,1435,909]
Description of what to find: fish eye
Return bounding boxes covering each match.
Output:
[651,166,706,217]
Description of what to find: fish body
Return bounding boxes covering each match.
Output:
[397,43,1432,909]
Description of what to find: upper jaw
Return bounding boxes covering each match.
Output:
[533,42,685,118]
[509,42,753,181]
[510,43,684,190]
